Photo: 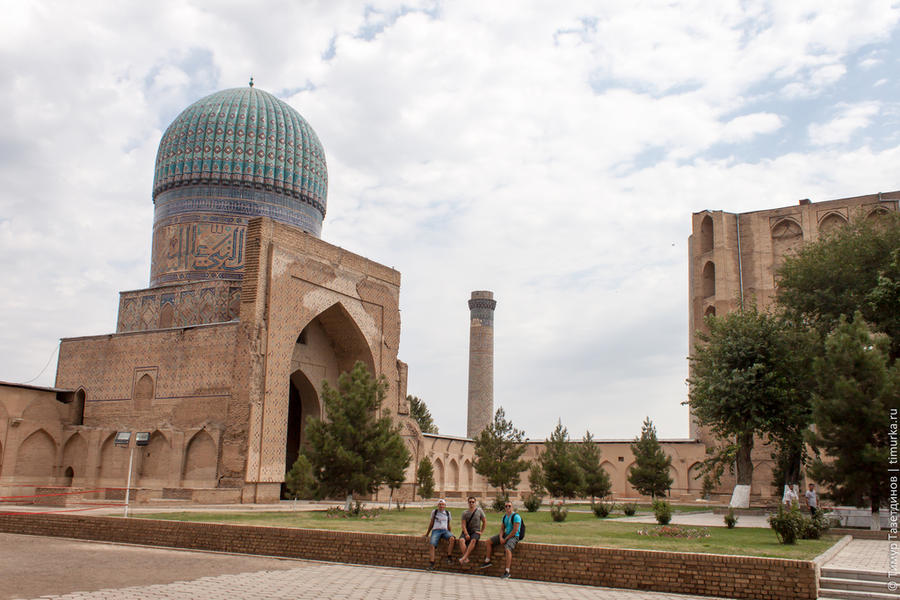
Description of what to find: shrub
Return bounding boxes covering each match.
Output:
[325,502,382,519]
[592,501,612,518]
[550,501,568,522]
[638,525,710,539]
[800,511,831,539]
[724,507,738,529]
[492,495,510,512]
[523,494,542,513]
[701,475,715,499]
[652,499,672,525]
[768,504,804,544]
[622,502,638,516]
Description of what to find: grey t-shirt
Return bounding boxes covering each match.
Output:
[805,490,818,508]
[461,507,485,535]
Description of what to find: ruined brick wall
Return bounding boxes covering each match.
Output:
[0,513,818,600]
[687,191,900,497]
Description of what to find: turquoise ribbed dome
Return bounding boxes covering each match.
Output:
[152,86,327,218]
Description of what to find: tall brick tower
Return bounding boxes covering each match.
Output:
[467,290,496,438]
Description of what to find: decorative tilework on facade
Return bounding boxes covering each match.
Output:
[118,280,241,332]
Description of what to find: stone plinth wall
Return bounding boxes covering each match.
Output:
[0,514,817,600]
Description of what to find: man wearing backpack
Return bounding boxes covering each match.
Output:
[479,499,523,579]
[457,496,486,565]
[424,499,455,570]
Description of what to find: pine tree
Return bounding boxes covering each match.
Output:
[407,395,438,434]
[416,457,436,500]
[284,453,317,499]
[628,417,673,499]
[528,461,545,498]
[473,408,529,500]
[304,361,411,509]
[540,421,584,500]
[576,430,612,503]
[807,314,900,530]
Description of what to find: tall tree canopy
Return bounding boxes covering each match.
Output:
[540,421,584,500]
[807,314,900,529]
[687,305,813,488]
[304,361,411,508]
[473,407,529,498]
[627,417,673,499]
[407,395,439,434]
[777,212,900,360]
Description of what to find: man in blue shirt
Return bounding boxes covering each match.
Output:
[479,500,521,579]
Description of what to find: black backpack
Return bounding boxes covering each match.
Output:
[506,512,525,540]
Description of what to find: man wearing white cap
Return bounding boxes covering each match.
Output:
[425,499,455,570]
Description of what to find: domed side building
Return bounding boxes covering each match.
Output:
[0,85,417,503]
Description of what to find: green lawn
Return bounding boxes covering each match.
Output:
[135,507,837,560]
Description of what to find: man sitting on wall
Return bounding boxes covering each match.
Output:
[479,500,522,579]
[457,496,486,565]
[425,499,455,570]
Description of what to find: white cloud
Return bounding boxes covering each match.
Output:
[721,112,784,142]
[808,101,881,146]
[1,1,900,440]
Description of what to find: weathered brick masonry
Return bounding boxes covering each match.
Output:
[0,514,817,600]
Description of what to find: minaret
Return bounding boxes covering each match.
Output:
[467,290,497,438]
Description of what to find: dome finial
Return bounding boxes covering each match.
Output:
[249,76,254,88]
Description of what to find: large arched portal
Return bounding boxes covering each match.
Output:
[281,302,373,496]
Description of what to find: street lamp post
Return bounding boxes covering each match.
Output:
[115,431,150,518]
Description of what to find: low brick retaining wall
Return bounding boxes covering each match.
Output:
[0,513,817,600]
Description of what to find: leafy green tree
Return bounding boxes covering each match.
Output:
[408,395,438,434]
[777,212,900,360]
[284,453,317,500]
[416,457,435,500]
[575,430,612,503]
[473,407,529,500]
[540,421,584,500]
[807,314,900,530]
[304,361,411,509]
[687,305,814,491]
[628,417,673,499]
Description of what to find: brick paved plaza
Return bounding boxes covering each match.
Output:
[1,533,723,600]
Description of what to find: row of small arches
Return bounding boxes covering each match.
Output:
[3,428,217,486]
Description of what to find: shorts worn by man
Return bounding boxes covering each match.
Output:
[480,501,522,579]
[457,496,486,565]
[425,499,455,570]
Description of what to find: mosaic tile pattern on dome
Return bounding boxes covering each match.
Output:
[152,87,328,218]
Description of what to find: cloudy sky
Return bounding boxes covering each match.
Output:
[2,1,900,441]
